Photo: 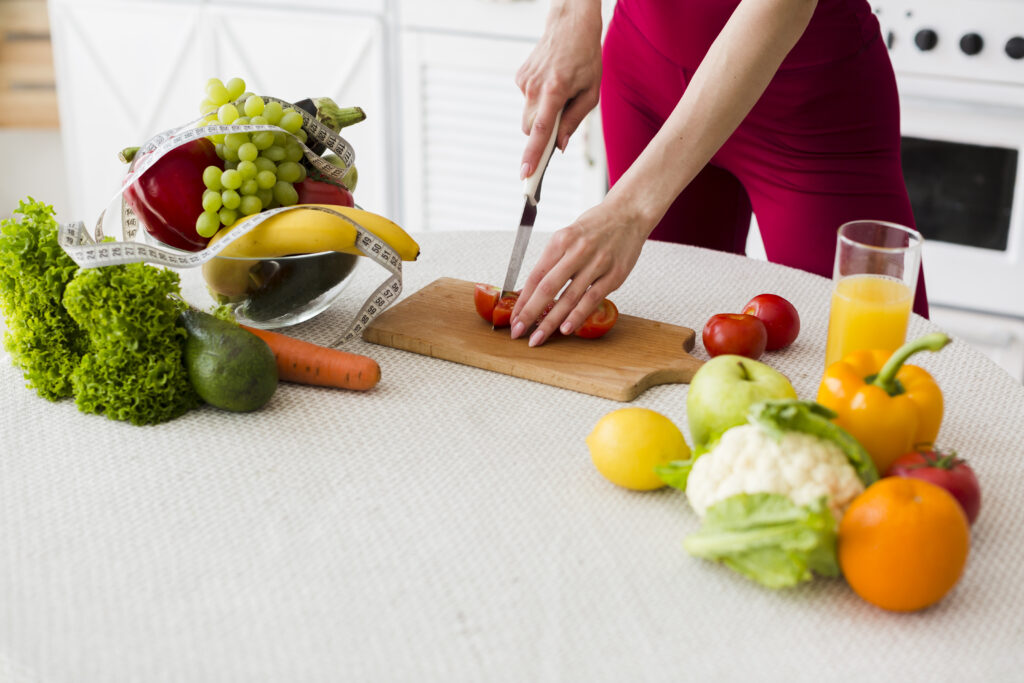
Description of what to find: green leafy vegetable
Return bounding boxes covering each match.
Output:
[683,493,839,589]
[748,399,879,486]
[0,198,86,399]
[63,263,200,425]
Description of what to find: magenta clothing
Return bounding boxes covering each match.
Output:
[601,0,928,316]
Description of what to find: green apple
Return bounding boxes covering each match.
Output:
[686,354,797,450]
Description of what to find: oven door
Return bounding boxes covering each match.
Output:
[900,96,1024,317]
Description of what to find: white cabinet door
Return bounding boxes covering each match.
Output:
[49,1,390,226]
[400,30,606,233]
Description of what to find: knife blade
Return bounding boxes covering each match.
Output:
[501,110,562,298]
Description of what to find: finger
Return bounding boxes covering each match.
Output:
[520,95,564,180]
[523,254,597,347]
[557,276,614,336]
[556,88,598,151]
[531,258,610,343]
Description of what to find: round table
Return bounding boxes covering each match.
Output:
[2,231,1023,682]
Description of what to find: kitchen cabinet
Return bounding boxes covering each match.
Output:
[47,0,390,226]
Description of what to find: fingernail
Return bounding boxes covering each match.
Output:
[529,329,545,347]
[520,162,530,180]
[560,320,573,335]
[511,321,526,339]
[559,134,569,151]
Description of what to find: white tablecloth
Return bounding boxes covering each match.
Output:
[2,232,1023,682]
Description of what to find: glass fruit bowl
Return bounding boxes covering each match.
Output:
[176,250,360,329]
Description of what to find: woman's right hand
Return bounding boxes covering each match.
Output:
[515,0,604,179]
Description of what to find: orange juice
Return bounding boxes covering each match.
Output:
[825,274,913,367]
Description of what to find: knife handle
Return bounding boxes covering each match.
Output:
[523,109,562,206]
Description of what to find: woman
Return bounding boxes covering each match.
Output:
[509,0,926,347]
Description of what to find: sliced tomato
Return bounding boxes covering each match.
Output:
[473,283,501,323]
[491,293,519,328]
[575,299,619,339]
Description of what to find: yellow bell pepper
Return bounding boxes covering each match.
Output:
[816,333,949,474]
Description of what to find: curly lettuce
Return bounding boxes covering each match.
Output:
[0,198,86,399]
[63,263,200,425]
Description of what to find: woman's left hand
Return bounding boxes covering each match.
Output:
[509,198,649,346]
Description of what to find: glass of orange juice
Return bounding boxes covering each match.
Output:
[824,220,923,368]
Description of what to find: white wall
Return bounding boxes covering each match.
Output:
[0,129,72,221]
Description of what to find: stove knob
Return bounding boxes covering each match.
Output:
[915,28,939,51]
[960,32,984,56]
[1007,36,1024,60]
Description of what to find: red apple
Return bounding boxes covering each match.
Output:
[742,293,800,350]
[702,313,768,360]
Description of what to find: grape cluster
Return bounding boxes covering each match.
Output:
[194,77,310,238]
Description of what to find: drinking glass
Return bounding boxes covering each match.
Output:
[824,220,923,368]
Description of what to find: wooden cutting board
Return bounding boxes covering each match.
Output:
[362,277,703,401]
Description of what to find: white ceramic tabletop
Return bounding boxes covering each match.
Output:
[2,231,1023,682]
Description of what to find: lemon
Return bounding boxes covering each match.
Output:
[586,407,691,491]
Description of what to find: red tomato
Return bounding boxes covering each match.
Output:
[492,293,518,328]
[885,447,982,525]
[473,283,501,323]
[575,299,619,339]
[742,293,800,350]
[702,313,767,359]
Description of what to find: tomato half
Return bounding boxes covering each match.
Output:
[492,293,519,328]
[474,283,501,323]
[575,299,619,339]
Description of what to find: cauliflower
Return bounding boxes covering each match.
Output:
[685,423,865,521]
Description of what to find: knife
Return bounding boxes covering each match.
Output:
[500,110,563,299]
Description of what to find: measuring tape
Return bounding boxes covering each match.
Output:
[59,97,401,347]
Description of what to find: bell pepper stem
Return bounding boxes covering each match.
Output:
[872,332,950,395]
[119,146,140,164]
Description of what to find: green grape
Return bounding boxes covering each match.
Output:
[196,210,221,237]
[254,157,276,173]
[263,101,284,125]
[284,141,304,163]
[276,161,303,184]
[236,160,257,181]
[250,115,268,126]
[252,131,275,150]
[295,164,307,183]
[223,159,238,170]
[273,180,299,206]
[206,77,225,90]
[280,109,304,134]
[206,81,230,106]
[256,188,274,208]
[295,128,308,144]
[217,103,239,124]
[224,132,248,150]
[255,169,277,190]
[221,169,243,190]
[273,131,288,146]
[221,146,240,163]
[239,178,258,196]
[199,99,218,115]
[244,95,265,118]
[238,142,258,162]
[263,145,286,162]
[218,207,238,226]
[239,195,263,216]
[235,116,251,126]
[225,77,246,101]
[202,189,223,212]
[202,165,223,191]
[214,143,226,159]
[221,189,241,210]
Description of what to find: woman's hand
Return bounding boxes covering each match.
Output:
[509,196,650,346]
[515,0,603,179]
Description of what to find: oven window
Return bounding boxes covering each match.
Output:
[901,136,1017,251]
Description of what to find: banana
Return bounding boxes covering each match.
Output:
[201,204,419,298]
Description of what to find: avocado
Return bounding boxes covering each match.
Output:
[180,309,278,412]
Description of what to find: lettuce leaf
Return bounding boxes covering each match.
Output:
[683,493,839,589]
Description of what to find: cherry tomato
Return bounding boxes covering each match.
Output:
[742,293,800,350]
[491,293,518,328]
[702,313,767,360]
[575,299,619,339]
[886,447,981,525]
[473,283,501,323]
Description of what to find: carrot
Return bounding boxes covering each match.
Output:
[240,324,380,391]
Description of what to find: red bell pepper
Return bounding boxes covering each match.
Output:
[294,177,354,207]
[123,138,222,252]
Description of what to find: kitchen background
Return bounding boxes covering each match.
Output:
[2,0,1023,382]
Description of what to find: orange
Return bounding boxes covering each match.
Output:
[838,477,970,612]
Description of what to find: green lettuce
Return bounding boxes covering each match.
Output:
[683,493,839,589]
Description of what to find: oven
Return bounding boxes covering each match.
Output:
[871,0,1024,380]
